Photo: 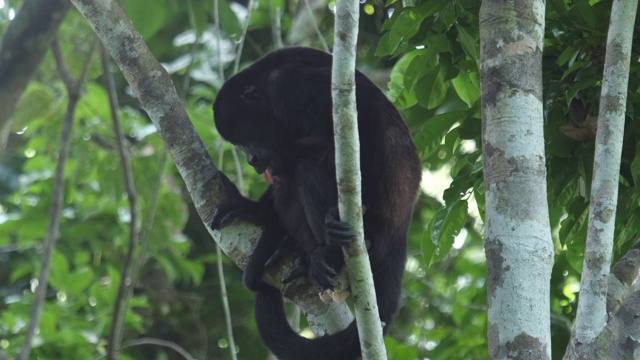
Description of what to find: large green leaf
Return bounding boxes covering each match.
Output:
[415,64,447,109]
[452,70,480,107]
[423,199,468,266]
[123,1,168,39]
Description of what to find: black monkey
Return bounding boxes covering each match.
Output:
[211,47,421,360]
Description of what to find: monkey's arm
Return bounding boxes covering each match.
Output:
[293,159,355,290]
[211,172,286,290]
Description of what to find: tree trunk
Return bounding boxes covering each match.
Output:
[565,0,639,357]
[479,0,553,358]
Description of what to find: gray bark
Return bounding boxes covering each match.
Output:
[480,1,553,358]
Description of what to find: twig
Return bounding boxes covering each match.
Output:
[120,337,196,360]
[51,39,76,94]
[232,0,256,74]
[302,0,329,53]
[102,43,139,360]
[213,0,224,81]
[18,36,96,360]
[267,0,283,48]
[215,144,239,360]
[230,146,244,191]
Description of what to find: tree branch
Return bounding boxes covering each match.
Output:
[607,239,640,314]
[121,337,196,360]
[0,0,70,153]
[101,43,140,360]
[18,35,96,360]
[569,0,638,352]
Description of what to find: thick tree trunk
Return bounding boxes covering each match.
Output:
[479,1,554,358]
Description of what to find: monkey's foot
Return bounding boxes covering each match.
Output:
[309,246,339,290]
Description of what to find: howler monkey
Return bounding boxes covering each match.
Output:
[211,47,421,360]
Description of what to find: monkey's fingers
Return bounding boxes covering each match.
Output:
[282,257,306,283]
[325,209,357,247]
[210,204,243,229]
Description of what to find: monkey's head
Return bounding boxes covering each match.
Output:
[213,47,335,179]
[213,61,288,178]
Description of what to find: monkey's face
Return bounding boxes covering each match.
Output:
[240,143,272,174]
[239,141,288,181]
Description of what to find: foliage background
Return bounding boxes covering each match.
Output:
[0,0,638,359]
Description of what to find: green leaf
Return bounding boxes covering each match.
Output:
[474,181,486,222]
[123,1,168,39]
[387,51,420,108]
[416,110,465,159]
[48,250,70,291]
[443,171,477,205]
[557,174,580,207]
[403,49,433,91]
[424,200,468,265]
[12,83,57,130]
[388,9,426,55]
[455,24,478,61]
[385,337,419,359]
[39,310,57,337]
[561,60,590,81]
[10,261,34,283]
[556,46,578,67]
[375,32,392,57]
[559,196,589,246]
[560,196,589,273]
[218,0,243,40]
[574,0,597,29]
[415,64,447,109]
[65,266,94,295]
[452,71,480,107]
[631,143,640,186]
[156,253,179,282]
[387,0,448,55]
[549,0,569,16]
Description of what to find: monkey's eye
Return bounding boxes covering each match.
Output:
[240,86,260,103]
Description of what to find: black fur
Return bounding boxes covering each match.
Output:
[211,47,421,360]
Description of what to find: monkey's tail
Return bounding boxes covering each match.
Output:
[254,283,361,360]
[254,247,404,360]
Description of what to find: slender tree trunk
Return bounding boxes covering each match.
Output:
[479,1,553,358]
[565,0,639,357]
[332,0,386,357]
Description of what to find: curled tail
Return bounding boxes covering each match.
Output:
[254,283,361,360]
[254,248,404,360]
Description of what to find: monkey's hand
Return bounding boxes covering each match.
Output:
[325,207,357,247]
[210,171,261,229]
